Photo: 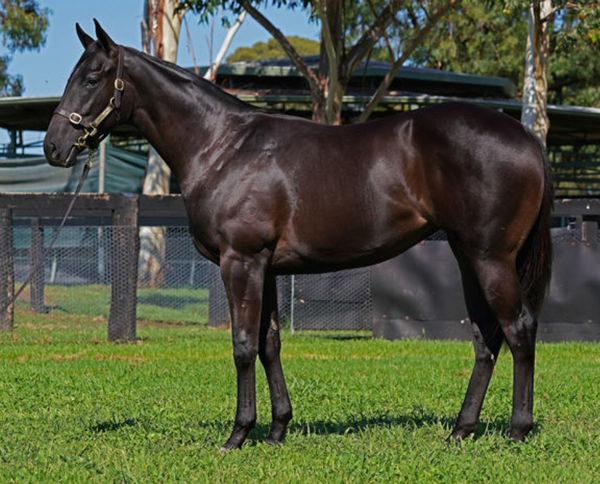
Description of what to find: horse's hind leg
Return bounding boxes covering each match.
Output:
[450,254,504,439]
[259,274,292,444]
[458,253,537,441]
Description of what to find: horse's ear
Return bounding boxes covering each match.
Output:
[76,23,94,50]
[93,18,116,52]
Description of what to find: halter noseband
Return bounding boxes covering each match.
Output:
[53,45,125,149]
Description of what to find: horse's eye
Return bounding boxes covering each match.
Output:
[85,76,99,88]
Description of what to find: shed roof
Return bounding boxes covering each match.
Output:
[0,61,598,147]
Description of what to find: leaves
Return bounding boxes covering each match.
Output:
[226,35,320,62]
[0,0,50,52]
[0,0,50,96]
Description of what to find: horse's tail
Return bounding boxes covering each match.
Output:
[517,139,554,318]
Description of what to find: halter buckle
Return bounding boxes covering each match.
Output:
[114,78,124,91]
[74,135,89,148]
[86,124,98,138]
[69,112,83,125]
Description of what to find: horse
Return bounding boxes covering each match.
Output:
[44,20,553,450]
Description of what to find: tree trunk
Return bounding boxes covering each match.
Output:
[521,0,553,147]
[139,0,186,287]
[317,0,345,125]
[138,148,171,287]
[204,10,247,82]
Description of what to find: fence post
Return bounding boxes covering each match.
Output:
[108,194,139,342]
[0,208,14,330]
[30,218,45,312]
[582,218,598,245]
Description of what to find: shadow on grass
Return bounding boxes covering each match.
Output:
[196,409,528,443]
[87,410,541,443]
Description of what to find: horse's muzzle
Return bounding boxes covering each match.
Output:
[43,139,80,168]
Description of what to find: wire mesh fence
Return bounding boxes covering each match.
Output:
[7,224,373,332]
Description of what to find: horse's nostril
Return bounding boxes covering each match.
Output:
[43,139,60,163]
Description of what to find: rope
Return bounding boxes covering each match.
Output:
[0,150,95,316]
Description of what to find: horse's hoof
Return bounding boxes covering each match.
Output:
[448,424,476,442]
[219,439,242,452]
[219,443,238,453]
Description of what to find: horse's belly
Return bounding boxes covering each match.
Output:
[271,218,436,274]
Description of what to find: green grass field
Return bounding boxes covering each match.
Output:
[1,291,600,482]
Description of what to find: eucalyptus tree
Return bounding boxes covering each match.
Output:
[0,0,50,96]
[183,0,459,124]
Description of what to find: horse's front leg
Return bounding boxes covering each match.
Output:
[219,249,269,451]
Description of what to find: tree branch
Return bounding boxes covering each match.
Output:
[345,1,400,76]
[204,10,246,81]
[357,0,458,123]
[239,0,320,93]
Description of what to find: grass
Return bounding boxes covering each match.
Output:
[1,299,600,482]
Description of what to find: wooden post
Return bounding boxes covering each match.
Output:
[582,218,598,245]
[108,195,139,342]
[0,208,14,330]
[30,218,45,312]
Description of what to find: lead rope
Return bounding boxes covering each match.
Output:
[0,150,95,316]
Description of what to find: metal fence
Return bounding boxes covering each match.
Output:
[9,224,373,333]
[3,194,600,342]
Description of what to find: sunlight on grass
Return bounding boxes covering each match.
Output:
[1,300,599,482]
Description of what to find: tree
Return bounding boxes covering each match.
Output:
[411,1,527,85]
[549,4,600,107]
[521,0,552,145]
[410,0,600,144]
[0,0,50,96]
[183,0,458,125]
[226,35,319,62]
[138,0,248,286]
[515,0,600,144]
[139,0,187,287]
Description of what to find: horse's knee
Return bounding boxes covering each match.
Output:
[233,330,258,367]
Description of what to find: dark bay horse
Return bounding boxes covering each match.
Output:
[44,21,553,449]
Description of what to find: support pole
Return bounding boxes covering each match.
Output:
[30,218,45,313]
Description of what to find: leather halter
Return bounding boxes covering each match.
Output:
[53,45,125,149]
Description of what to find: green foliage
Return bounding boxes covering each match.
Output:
[1,316,600,482]
[227,35,319,62]
[550,4,600,106]
[412,1,600,107]
[181,0,312,25]
[411,2,527,84]
[0,0,50,96]
[0,0,49,52]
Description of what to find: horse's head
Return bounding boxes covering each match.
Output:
[44,20,127,167]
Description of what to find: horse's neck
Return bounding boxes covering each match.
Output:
[125,49,249,186]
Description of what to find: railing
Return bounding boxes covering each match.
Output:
[0,194,186,340]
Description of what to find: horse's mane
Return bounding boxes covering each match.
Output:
[126,46,261,113]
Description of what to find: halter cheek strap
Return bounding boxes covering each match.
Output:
[53,45,125,149]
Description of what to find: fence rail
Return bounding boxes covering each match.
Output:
[0,193,372,340]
